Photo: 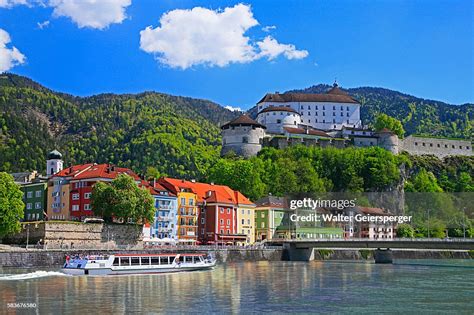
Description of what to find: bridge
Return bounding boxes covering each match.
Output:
[265,238,474,263]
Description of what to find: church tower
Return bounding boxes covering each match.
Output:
[46,149,63,177]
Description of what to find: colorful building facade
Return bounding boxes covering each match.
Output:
[148,180,178,240]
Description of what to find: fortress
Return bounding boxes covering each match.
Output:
[221,83,472,158]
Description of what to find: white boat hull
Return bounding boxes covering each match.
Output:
[61,254,216,276]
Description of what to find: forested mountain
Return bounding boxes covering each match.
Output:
[0,73,238,178]
[1,74,472,180]
[285,84,473,139]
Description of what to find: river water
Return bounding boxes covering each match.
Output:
[1,260,473,314]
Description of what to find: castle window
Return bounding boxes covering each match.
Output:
[277,119,281,124]
[333,112,335,116]
[323,120,325,123]
[294,121,297,125]
[333,106,336,110]
[347,120,349,124]
[259,138,263,144]
[414,142,417,146]
[346,112,349,117]
[242,136,248,143]
[430,143,433,147]
[347,107,349,111]
[323,112,325,116]
[437,144,440,147]
[452,145,455,148]
[445,144,448,148]
[340,106,343,110]
[308,120,311,123]
[341,112,343,116]
[308,112,310,116]
[333,119,335,123]
[459,146,462,149]
[323,106,325,110]
[422,143,425,146]
[467,146,470,150]
[316,106,318,110]
[315,119,318,123]
[315,112,318,116]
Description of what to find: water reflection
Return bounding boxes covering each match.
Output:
[1,261,473,313]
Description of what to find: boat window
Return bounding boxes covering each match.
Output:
[141,257,150,265]
[169,256,176,263]
[120,257,130,266]
[160,257,169,265]
[150,257,159,265]
[131,257,140,266]
[179,256,185,262]
[185,256,193,263]
[113,258,119,266]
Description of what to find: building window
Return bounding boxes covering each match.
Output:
[84,204,91,211]
[242,136,248,143]
[201,228,205,235]
[227,219,230,225]
[241,209,244,214]
[346,112,349,117]
[220,229,224,234]
[72,205,79,211]
[72,193,79,200]
[261,222,264,228]
[247,219,250,224]
[227,229,230,234]
[220,208,224,213]
[189,199,194,206]
[35,202,41,209]
[35,190,41,198]
[242,219,245,224]
[248,210,250,215]
[276,119,281,124]
[84,192,91,199]
[261,213,264,218]
[201,218,205,224]
[180,197,185,205]
[26,203,32,209]
[227,208,231,214]
[27,192,32,198]
[220,219,224,225]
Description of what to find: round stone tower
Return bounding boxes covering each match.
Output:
[256,106,301,134]
[376,128,399,154]
[221,114,266,158]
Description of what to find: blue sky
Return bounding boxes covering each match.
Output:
[0,0,472,110]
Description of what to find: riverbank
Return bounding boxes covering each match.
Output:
[0,247,471,267]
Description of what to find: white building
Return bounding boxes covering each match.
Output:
[256,106,301,134]
[256,83,362,131]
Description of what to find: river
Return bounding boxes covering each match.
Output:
[1,260,473,314]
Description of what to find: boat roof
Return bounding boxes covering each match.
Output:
[113,253,208,257]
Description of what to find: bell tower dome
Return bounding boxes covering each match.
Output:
[46,149,63,177]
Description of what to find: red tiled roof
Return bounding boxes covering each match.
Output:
[52,163,94,178]
[158,178,254,205]
[283,127,330,137]
[71,164,140,181]
[257,92,358,104]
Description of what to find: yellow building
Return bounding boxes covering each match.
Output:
[176,190,198,242]
[237,206,255,244]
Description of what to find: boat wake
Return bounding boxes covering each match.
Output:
[0,271,67,281]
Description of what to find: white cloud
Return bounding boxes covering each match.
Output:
[225,105,242,112]
[0,28,26,72]
[49,0,131,29]
[140,4,308,69]
[262,25,276,32]
[257,36,308,60]
[0,0,29,8]
[37,20,50,29]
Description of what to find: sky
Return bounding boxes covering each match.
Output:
[0,0,472,110]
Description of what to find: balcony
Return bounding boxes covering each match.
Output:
[157,216,173,222]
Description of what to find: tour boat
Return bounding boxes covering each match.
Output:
[61,253,216,275]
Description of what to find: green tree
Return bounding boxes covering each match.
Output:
[396,223,415,238]
[92,174,154,224]
[0,172,24,237]
[374,113,405,138]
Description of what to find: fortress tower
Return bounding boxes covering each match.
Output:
[376,129,399,155]
[256,106,301,134]
[220,115,266,158]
